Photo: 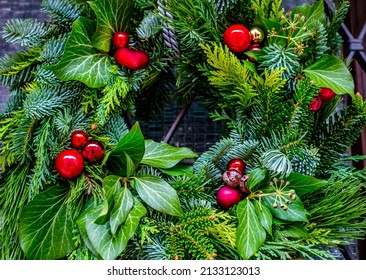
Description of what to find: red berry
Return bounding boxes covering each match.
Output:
[216,186,241,209]
[319,87,336,102]
[227,158,246,174]
[81,140,105,163]
[55,150,84,179]
[70,130,88,149]
[223,24,251,53]
[114,48,150,70]
[112,31,129,48]
[309,96,322,111]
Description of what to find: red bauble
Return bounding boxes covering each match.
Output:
[227,158,246,174]
[70,130,88,149]
[81,140,105,163]
[248,43,262,62]
[319,87,336,102]
[114,48,150,70]
[223,24,251,53]
[55,150,84,179]
[309,96,322,111]
[112,31,129,48]
[216,186,242,209]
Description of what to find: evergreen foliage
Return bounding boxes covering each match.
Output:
[1,0,366,261]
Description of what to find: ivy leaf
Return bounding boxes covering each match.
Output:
[48,18,113,88]
[106,122,145,177]
[160,163,194,177]
[247,168,268,191]
[236,199,266,260]
[253,200,273,236]
[76,199,101,258]
[110,187,134,235]
[262,192,307,222]
[19,185,75,260]
[131,175,183,216]
[80,197,145,260]
[292,0,325,25]
[89,0,133,52]
[141,140,197,169]
[304,55,354,94]
[286,172,327,197]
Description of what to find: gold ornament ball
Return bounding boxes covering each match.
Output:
[250,27,264,43]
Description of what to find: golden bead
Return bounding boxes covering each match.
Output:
[250,27,264,43]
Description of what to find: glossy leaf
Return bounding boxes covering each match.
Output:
[236,199,266,260]
[80,198,145,260]
[141,139,197,169]
[89,0,133,52]
[286,172,327,197]
[247,168,268,191]
[160,163,194,177]
[292,0,325,25]
[254,200,273,236]
[48,18,113,88]
[19,185,75,260]
[262,192,307,222]
[110,187,134,235]
[304,55,354,94]
[106,122,145,177]
[131,175,183,216]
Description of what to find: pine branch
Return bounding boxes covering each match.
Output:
[0,164,31,259]
[2,19,48,48]
[326,0,350,55]
[41,0,81,24]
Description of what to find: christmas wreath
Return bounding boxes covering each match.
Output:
[1,0,366,260]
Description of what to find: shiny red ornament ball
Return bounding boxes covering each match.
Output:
[223,24,251,53]
[70,130,88,149]
[112,31,129,48]
[309,96,322,111]
[216,186,242,209]
[114,48,150,70]
[248,43,262,62]
[81,140,105,163]
[319,87,336,102]
[55,150,84,179]
[227,158,246,174]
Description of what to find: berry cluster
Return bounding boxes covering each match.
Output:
[55,130,105,179]
[309,87,336,112]
[223,24,264,61]
[112,31,150,70]
[216,158,250,209]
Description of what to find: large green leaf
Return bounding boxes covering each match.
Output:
[247,168,268,191]
[286,172,327,197]
[76,199,101,258]
[48,18,113,88]
[89,0,133,52]
[292,0,325,25]
[236,199,266,260]
[80,197,146,260]
[262,192,307,222]
[131,175,183,216]
[253,200,273,236]
[106,122,145,177]
[19,185,75,260]
[304,55,354,94]
[141,139,197,169]
[110,187,134,235]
